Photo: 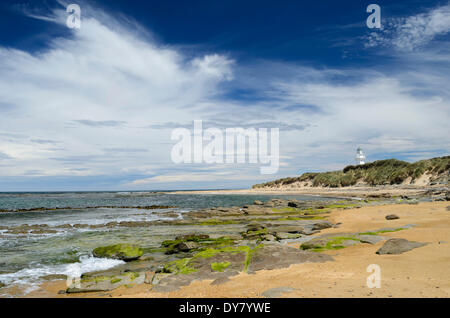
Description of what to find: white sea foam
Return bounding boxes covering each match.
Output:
[0,255,124,292]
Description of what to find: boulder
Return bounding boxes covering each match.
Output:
[385,214,399,220]
[0,282,5,289]
[175,241,201,252]
[311,222,332,231]
[261,234,277,242]
[246,223,266,232]
[287,200,301,208]
[376,238,427,255]
[253,200,264,205]
[92,244,143,261]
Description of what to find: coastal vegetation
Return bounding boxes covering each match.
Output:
[253,156,449,188]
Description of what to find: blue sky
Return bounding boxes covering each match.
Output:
[0,0,449,191]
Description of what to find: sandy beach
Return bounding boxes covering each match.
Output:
[168,185,436,198]
[27,200,450,298]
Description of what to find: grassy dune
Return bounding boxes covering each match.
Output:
[253,156,449,188]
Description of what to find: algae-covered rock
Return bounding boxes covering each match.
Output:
[176,241,201,252]
[92,244,143,261]
[162,234,226,254]
[66,271,144,293]
[300,234,369,252]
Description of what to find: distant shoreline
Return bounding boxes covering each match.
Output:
[166,184,440,198]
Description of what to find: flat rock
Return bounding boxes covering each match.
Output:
[275,232,302,240]
[66,271,145,293]
[311,221,333,231]
[376,238,427,255]
[248,245,333,273]
[270,225,305,234]
[300,233,382,251]
[152,250,246,292]
[262,286,296,298]
[355,235,385,244]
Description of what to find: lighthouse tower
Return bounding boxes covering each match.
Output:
[355,147,366,165]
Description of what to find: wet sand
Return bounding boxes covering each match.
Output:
[28,201,450,298]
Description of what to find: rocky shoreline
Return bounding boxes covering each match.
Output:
[1,189,448,298]
[33,192,447,296]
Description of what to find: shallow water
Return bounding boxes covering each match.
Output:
[0,191,330,293]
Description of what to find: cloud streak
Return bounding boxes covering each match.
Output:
[365,3,450,50]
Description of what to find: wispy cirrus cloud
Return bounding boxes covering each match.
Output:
[74,120,127,127]
[365,3,450,50]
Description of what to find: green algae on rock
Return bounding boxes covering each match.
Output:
[92,244,143,261]
[211,261,231,272]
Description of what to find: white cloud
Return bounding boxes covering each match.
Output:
[366,3,450,50]
[0,5,234,179]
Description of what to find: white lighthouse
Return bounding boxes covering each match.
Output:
[355,147,366,165]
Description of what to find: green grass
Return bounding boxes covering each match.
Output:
[253,156,449,188]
